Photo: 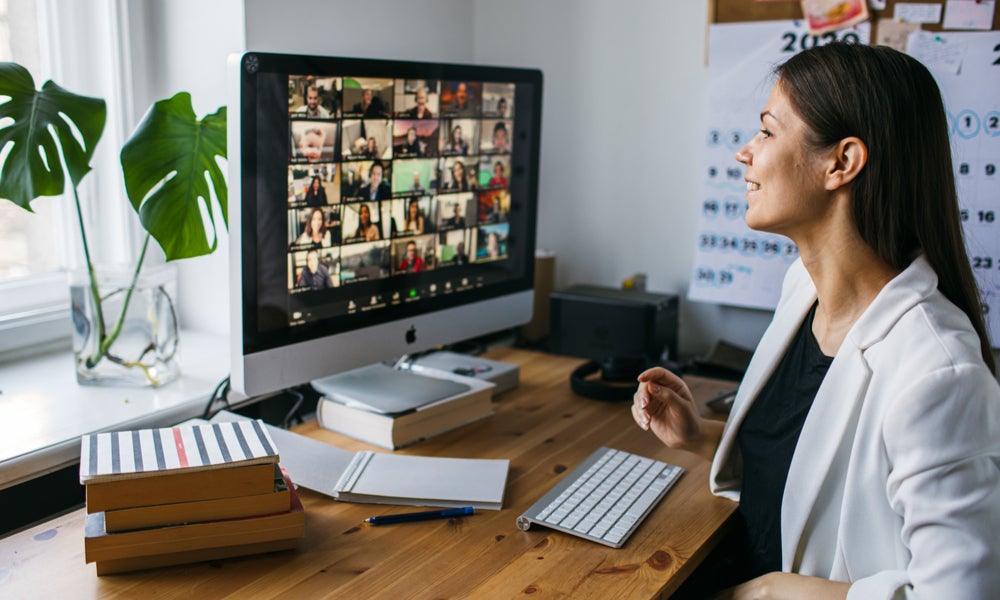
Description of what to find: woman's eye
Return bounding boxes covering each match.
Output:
[759,129,772,139]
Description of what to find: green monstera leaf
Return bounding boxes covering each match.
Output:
[0,62,107,210]
[121,92,227,261]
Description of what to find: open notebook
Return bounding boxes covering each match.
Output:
[209,411,508,510]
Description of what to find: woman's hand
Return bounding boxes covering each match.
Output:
[711,573,850,600]
[631,367,723,462]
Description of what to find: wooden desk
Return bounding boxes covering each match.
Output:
[1,349,737,599]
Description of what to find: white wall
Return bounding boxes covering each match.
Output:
[469,1,772,357]
[144,0,773,356]
[127,0,244,336]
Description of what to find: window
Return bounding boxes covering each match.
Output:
[0,0,139,359]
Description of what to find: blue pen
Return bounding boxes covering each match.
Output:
[364,506,474,525]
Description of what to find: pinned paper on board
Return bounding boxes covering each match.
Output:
[876,18,921,52]
[906,29,969,74]
[800,0,870,34]
[943,0,996,30]
[893,2,944,23]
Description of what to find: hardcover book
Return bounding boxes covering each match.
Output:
[80,420,280,513]
[85,472,304,565]
[316,368,494,449]
[102,464,291,532]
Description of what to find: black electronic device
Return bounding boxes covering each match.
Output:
[228,52,543,397]
[549,285,679,402]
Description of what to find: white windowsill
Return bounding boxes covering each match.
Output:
[0,330,232,490]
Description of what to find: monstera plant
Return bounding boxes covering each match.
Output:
[0,62,227,385]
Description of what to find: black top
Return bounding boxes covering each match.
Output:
[737,303,833,576]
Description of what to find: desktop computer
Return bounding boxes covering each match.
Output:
[228,52,543,398]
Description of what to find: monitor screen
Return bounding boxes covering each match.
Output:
[229,53,543,397]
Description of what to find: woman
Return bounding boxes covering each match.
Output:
[303,175,327,207]
[295,207,331,247]
[633,43,1000,598]
[353,203,380,241]
[403,198,425,235]
[364,136,379,159]
[447,125,468,155]
[447,161,472,192]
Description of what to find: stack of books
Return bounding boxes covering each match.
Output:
[79,419,305,575]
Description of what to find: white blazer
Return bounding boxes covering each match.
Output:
[710,256,1000,599]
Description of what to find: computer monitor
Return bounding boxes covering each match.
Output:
[228,52,543,397]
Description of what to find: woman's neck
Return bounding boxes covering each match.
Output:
[798,235,899,356]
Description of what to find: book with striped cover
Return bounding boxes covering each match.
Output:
[79,419,279,484]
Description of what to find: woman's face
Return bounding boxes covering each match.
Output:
[452,162,464,181]
[735,82,831,237]
[409,202,419,218]
[488,233,499,255]
[407,128,417,143]
[311,177,321,191]
[494,163,503,176]
[370,165,383,187]
[359,204,371,225]
[310,209,324,233]
[452,127,462,143]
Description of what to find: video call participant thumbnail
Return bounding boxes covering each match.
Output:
[395,240,425,273]
[391,158,437,197]
[481,120,512,154]
[339,240,391,283]
[344,78,393,117]
[478,156,510,189]
[396,83,437,119]
[482,82,515,118]
[357,160,392,202]
[292,248,337,290]
[441,81,482,117]
[438,194,473,230]
[475,223,509,261]
[342,202,383,242]
[392,120,439,158]
[291,206,336,249]
[290,121,337,163]
[437,228,470,266]
[478,190,509,224]
[441,119,480,156]
[341,119,392,160]
[289,75,340,118]
[441,158,476,192]
[390,196,434,237]
[290,166,340,207]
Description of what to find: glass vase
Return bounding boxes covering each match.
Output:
[70,263,180,387]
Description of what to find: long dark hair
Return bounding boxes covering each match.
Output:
[777,43,994,372]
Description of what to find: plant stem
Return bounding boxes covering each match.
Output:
[98,233,151,359]
[72,183,108,368]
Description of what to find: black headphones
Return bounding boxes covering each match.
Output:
[570,357,680,403]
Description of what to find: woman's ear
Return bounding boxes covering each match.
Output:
[825,136,867,191]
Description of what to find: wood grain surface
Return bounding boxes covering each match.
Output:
[1,349,737,599]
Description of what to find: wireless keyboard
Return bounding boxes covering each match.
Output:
[516,447,683,548]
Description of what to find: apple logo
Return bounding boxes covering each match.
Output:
[405,325,417,344]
